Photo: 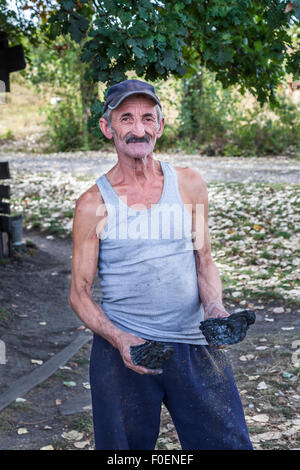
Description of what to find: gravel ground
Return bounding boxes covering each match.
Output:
[1,150,300,183]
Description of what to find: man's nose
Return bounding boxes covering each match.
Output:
[130,119,145,137]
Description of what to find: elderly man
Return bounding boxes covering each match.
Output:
[69,79,253,450]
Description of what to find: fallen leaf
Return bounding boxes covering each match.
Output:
[252,414,269,423]
[31,359,44,365]
[257,381,268,390]
[63,381,76,387]
[62,430,84,441]
[239,354,255,361]
[40,445,54,450]
[73,440,90,449]
[165,442,180,450]
[232,291,242,297]
[251,431,282,443]
[17,428,28,435]
[273,307,285,314]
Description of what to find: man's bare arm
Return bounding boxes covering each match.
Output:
[187,170,229,320]
[68,187,121,344]
[68,186,162,375]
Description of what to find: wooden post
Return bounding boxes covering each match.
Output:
[0,161,11,258]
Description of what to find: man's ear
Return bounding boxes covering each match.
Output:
[156,117,165,139]
[99,118,113,139]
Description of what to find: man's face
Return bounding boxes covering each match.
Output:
[105,95,164,160]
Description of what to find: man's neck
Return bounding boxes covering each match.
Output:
[110,153,162,187]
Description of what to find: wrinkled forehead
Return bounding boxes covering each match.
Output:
[112,94,158,116]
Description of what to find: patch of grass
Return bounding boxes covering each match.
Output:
[0,307,10,323]
[0,129,14,140]
[59,414,93,434]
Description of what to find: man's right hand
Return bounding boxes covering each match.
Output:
[115,331,163,375]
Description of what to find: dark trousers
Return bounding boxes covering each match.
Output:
[89,334,253,450]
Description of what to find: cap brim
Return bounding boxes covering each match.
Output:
[107,90,161,111]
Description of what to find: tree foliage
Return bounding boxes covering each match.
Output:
[0,0,57,47]
[1,0,299,144]
[46,0,300,105]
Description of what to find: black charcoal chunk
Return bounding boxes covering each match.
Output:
[199,310,256,346]
[130,341,174,369]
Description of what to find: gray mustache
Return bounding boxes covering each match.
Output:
[125,135,150,144]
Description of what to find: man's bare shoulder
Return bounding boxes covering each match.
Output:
[75,183,105,218]
[174,165,207,200]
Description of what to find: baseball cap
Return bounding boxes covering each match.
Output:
[103,79,162,113]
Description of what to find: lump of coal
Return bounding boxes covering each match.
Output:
[130,341,174,369]
[199,310,256,346]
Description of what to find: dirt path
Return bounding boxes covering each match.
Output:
[0,230,299,450]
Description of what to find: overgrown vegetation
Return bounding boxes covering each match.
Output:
[0,1,299,156]
[163,67,300,156]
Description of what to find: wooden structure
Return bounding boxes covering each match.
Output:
[0,31,26,93]
[0,161,22,258]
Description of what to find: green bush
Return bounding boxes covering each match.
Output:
[175,66,300,156]
[44,96,83,152]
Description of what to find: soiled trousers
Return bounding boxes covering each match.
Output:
[89,334,253,450]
